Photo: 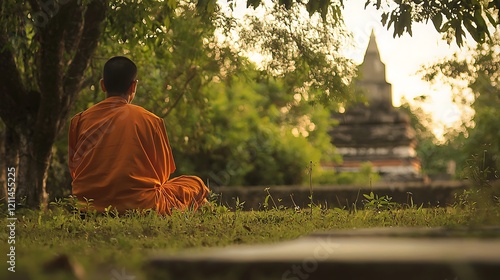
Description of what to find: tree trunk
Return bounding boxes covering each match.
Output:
[0,125,6,202]
[15,129,53,208]
[0,0,108,209]
[2,125,20,203]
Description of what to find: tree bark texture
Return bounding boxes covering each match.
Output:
[0,0,108,208]
[0,125,6,202]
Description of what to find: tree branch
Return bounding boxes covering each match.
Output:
[161,66,198,118]
[63,2,84,55]
[61,0,108,125]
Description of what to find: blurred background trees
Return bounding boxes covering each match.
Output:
[421,28,500,181]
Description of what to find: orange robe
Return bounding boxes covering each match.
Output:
[68,96,208,215]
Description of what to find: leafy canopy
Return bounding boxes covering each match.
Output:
[421,27,500,177]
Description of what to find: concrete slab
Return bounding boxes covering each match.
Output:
[146,227,500,280]
[309,226,500,238]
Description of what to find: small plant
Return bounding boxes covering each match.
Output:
[104,205,119,218]
[362,191,397,211]
[263,187,277,210]
[462,150,494,188]
[403,192,423,210]
[80,197,97,219]
[49,195,79,211]
[458,149,500,209]
[207,191,221,205]
[308,161,313,217]
[453,189,479,209]
[232,196,245,227]
[49,197,66,208]
[233,196,245,211]
[406,192,414,208]
[289,194,300,212]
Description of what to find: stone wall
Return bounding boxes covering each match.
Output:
[211,181,468,211]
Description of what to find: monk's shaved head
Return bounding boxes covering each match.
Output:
[103,56,137,96]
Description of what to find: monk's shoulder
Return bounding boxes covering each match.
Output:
[70,111,83,121]
[127,104,162,123]
[73,99,106,119]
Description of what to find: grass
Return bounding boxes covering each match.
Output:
[1,193,499,280]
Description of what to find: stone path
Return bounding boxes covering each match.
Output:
[146,227,500,280]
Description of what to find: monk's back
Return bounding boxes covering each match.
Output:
[69,56,207,215]
[69,96,173,212]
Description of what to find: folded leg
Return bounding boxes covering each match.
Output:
[155,175,209,215]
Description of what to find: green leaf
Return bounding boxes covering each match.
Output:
[163,16,170,30]
[464,19,480,42]
[264,195,270,207]
[407,18,412,36]
[363,191,375,200]
[474,7,487,30]
[387,13,396,29]
[246,0,262,9]
[485,11,496,26]
[381,12,388,26]
[432,13,443,32]
[455,23,464,47]
[364,0,370,9]
[306,0,319,16]
[279,0,293,10]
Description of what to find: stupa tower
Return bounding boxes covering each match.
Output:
[327,31,421,181]
[358,30,393,110]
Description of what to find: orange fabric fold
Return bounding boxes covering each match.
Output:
[68,96,208,215]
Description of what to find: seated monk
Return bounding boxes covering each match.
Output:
[68,56,209,215]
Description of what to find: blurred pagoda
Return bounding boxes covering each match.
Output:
[328,31,421,182]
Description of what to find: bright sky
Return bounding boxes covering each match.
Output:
[342,0,474,138]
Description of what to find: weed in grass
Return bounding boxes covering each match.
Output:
[263,187,287,211]
[289,194,300,212]
[456,149,500,222]
[362,191,397,211]
[308,160,313,217]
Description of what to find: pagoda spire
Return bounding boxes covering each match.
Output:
[365,30,380,59]
[359,30,393,109]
